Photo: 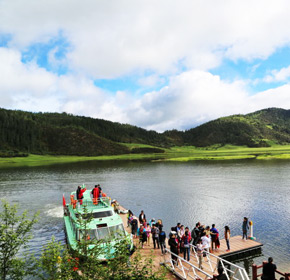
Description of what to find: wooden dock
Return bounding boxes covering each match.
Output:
[118,205,263,279]
[212,235,263,260]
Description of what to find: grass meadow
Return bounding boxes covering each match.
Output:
[2,144,290,168]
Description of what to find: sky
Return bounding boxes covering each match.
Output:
[2,0,290,132]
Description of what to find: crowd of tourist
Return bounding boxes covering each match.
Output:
[126,209,235,268]
[126,209,278,279]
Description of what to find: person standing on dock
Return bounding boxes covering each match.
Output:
[139,210,146,224]
[159,227,166,255]
[224,226,231,251]
[196,239,204,269]
[145,223,151,246]
[210,224,219,251]
[151,224,160,249]
[181,231,191,261]
[262,257,277,280]
[131,218,138,238]
[242,217,249,240]
[201,232,210,255]
[168,232,179,266]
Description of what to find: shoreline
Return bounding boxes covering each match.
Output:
[2,144,290,168]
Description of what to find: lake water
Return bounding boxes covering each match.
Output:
[0,159,289,273]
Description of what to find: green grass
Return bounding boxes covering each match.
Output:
[2,144,290,168]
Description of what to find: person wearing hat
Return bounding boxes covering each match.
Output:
[112,199,120,213]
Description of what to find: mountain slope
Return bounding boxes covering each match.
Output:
[183,108,290,147]
[2,107,290,156]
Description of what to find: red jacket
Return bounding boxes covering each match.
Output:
[77,188,86,199]
[92,187,99,199]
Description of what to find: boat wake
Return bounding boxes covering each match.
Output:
[45,205,64,218]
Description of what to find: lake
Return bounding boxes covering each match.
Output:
[0,159,289,273]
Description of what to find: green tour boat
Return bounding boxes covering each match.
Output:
[63,185,134,260]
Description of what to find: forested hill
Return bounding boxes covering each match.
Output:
[181,108,290,147]
[2,107,290,156]
[0,108,170,156]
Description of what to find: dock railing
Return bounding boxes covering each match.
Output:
[162,248,214,280]
[252,262,290,280]
[162,245,250,280]
[190,244,250,280]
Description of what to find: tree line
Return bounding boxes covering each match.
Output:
[1,107,290,157]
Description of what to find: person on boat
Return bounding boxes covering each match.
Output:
[151,224,160,249]
[112,199,120,213]
[181,231,191,261]
[210,224,219,251]
[159,226,166,255]
[168,232,179,266]
[138,210,146,224]
[91,185,99,200]
[224,226,231,251]
[262,257,277,280]
[97,185,102,197]
[242,217,249,240]
[76,185,86,205]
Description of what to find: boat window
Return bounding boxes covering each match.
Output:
[96,227,110,240]
[109,223,125,238]
[92,211,113,218]
[75,210,114,220]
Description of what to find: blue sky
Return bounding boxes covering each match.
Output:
[1,0,290,131]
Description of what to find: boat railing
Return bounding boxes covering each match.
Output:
[190,244,250,280]
[70,195,112,209]
[81,197,112,208]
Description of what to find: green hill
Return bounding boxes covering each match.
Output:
[2,107,290,157]
[183,108,290,147]
[0,108,169,156]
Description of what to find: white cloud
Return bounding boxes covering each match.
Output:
[264,66,290,83]
[1,48,290,132]
[1,1,290,132]
[2,0,290,78]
